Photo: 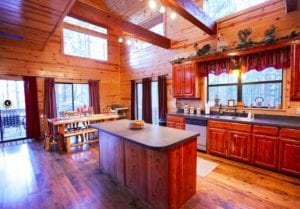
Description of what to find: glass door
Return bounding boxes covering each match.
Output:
[0,79,26,142]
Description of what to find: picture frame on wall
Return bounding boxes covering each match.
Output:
[228,99,235,107]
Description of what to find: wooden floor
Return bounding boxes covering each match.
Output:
[0,140,299,209]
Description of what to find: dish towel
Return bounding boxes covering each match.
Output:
[196,157,219,177]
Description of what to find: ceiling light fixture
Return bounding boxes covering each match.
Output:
[159,5,166,13]
[118,37,123,43]
[170,11,177,19]
[149,0,157,9]
[126,39,132,46]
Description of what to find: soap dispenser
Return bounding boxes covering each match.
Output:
[248,110,252,119]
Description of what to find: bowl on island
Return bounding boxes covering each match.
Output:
[129,120,145,129]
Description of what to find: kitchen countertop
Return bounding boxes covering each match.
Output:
[167,112,300,129]
[91,119,199,149]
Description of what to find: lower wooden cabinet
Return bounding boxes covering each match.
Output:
[278,128,300,176]
[208,122,300,177]
[166,115,185,130]
[208,128,227,157]
[207,121,252,163]
[228,131,251,163]
[252,125,279,170]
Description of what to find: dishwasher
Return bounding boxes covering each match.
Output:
[185,118,207,152]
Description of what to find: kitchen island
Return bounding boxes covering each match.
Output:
[91,119,199,209]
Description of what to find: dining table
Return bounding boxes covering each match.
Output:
[48,113,119,150]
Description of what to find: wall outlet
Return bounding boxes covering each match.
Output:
[296,108,300,114]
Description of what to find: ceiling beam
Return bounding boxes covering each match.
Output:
[69,1,171,49]
[286,0,297,12]
[161,0,216,35]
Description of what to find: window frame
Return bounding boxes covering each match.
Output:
[55,82,90,116]
[207,70,283,108]
[61,19,108,62]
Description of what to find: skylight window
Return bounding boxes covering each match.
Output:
[203,0,269,20]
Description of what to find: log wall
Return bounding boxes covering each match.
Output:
[120,0,300,117]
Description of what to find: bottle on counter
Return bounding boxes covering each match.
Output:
[205,103,210,115]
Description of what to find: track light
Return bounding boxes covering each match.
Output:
[118,37,123,43]
[159,6,166,13]
[170,11,177,19]
[126,39,132,46]
[149,0,157,9]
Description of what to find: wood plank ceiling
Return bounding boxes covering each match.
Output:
[0,0,75,50]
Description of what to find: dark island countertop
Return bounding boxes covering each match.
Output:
[167,112,300,129]
[91,119,199,149]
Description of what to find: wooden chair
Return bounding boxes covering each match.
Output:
[41,114,58,151]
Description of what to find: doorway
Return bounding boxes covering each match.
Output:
[0,79,26,142]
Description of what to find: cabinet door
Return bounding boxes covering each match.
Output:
[228,131,251,163]
[182,62,195,97]
[208,128,227,157]
[290,44,300,101]
[252,134,278,170]
[172,64,183,97]
[167,121,176,128]
[279,137,300,176]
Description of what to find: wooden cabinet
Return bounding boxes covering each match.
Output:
[166,115,185,130]
[208,121,300,176]
[252,125,279,170]
[290,44,300,101]
[172,64,183,97]
[228,131,251,163]
[208,121,252,163]
[208,128,227,157]
[172,61,200,98]
[279,128,300,176]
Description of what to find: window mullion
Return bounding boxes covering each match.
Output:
[237,72,242,102]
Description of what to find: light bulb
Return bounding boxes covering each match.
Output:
[149,0,157,9]
[126,39,132,46]
[118,37,123,43]
[159,6,166,13]
[170,12,177,19]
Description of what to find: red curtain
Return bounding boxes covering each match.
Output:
[239,46,291,73]
[142,77,152,123]
[44,78,57,119]
[24,76,41,139]
[158,75,167,120]
[131,80,135,120]
[199,46,291,76]
[88,80,100,114]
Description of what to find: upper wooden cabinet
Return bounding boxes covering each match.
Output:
[290,43,300,101]
[172,61,201,98]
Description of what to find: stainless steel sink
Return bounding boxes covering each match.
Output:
[211,115,253,121]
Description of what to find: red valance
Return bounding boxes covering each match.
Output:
[199,46,291,76]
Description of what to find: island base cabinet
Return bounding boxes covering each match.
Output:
[99,132,125,184]
[99,131,197,209]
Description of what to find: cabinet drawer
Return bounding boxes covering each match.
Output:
[208,121,251,133]
[253,125,279,136]
[280,128,300,140]
[175,123,185,130]
[167,115,185,123]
